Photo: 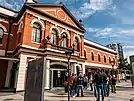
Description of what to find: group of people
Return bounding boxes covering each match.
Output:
[64,69,117,101]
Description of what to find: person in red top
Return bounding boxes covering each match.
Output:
[70,73,76,97]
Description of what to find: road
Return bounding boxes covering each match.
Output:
[0,81,134,101]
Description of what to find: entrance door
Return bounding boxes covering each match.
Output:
[10,62,17,88]
[53,70,65,87]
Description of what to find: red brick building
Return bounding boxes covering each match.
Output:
[0,0,117,91]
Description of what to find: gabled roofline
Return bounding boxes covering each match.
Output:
[27,3,86,32]
[0,5,18,13]
[84,38,117,54]
[15,4,85,33]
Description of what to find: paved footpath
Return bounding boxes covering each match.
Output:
[0,81,134,101]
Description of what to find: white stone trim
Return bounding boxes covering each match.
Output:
[85,62,117,69]
[0,50,5,56]
[0,23,7,32]
[84,39,117,54]
[26,11,84,36]
[15,53,38,91]
[60,30,70,39]
[44,59,50,89]
[50,61,68,67]
[50,25,60,36]
[74,34,81,43]
[26,0,36,3]
[30,18,45,30]
[0,7,16,17]
[20,44,44,51]
[84,45,116,56]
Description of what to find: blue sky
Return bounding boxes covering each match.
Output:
[0,0,134,59]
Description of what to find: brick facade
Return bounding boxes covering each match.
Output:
[0,2,118,91]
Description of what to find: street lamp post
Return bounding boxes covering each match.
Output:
[65,45,74,101]
[110,59,115,77]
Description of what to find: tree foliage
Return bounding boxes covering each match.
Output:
[118,58,131,70]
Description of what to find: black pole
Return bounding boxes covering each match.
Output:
[68,57,70,101]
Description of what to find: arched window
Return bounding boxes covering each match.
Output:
[74,37,79,51]
[51,29,58,45]
[91,52,94,61]
[109,57,111,63]
[0,27,4,44]
[32,22,42,43]
[104,55,106,63]
[98,54,101,62]
[84,50,87,59]
[61,32,67,47]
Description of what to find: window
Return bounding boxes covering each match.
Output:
[32,22,42,43]
[74,37,79,51]
[61,32,67,47]
[51,29,58,45]
[84,50,87,59]
[91,52,94,61]
[104,56,106,63]
[98,54,101,62]
[109,57,111,63]
[0,27,4,44]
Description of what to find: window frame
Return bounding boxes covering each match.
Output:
[51,29,58,45]
[91,52,94,61]
[74,37,79,51]
[32,22,42,43]
[0,27,4,44]
[98,54,101,62]
[84,50,87,59]
[104,55,106,63]
[61,32,68,47]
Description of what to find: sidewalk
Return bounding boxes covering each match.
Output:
[0,81,134,101]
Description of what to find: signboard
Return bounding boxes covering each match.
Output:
[24,58,45,101]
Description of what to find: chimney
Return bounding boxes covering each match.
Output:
[79,19,84,26]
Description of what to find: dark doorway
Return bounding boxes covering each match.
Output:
[53,70,65,87]
[10,62,17,88]
[76,66,79,76]
[0,59,8,89]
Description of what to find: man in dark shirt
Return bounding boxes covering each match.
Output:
[76,73,84,97]
[94,69,104,101]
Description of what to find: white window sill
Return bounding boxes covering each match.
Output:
[31,41,41,45]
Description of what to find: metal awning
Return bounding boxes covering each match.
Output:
[0,55,19,61]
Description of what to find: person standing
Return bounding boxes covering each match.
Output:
[70,73,76,97]
[76,73,84,97]
[94,69,104,101]
[83,74,88,89]
[89,74,93,91]
[111,75,117,93]
[102,70,108,97]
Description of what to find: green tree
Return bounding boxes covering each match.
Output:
[118,58,131,70]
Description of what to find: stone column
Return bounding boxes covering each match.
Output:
[82,64,85,75]
[74,63,77,75]
[4,61,13,88]
[44,59,50,89]
[16,54,27,91]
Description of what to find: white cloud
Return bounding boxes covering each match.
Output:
[123,46,134,61]
[85,27,100,32]
[92,27,134,38]
[72,0,115,19]
[109,0,134,24]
